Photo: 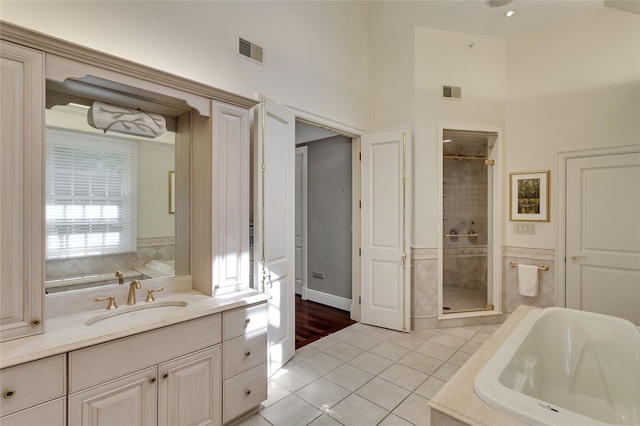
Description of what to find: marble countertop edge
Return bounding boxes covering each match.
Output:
[0,289,270,369]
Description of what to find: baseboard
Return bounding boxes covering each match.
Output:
[306,289,351,312]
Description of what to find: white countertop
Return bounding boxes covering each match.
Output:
[428,305,538,426]
[0,288,270,370]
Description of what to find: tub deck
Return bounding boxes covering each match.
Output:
[428,305,537,425]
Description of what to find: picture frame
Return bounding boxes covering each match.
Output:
[168,170,175,214]
[510,170,549,222]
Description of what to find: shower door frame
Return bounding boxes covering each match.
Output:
[437,125,503,319]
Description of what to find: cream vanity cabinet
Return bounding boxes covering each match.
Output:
[0,40,45,342]
[0,355,66,426]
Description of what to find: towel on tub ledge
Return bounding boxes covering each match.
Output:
[517,264,539,297]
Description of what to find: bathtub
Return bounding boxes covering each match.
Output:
[474,307,640,425]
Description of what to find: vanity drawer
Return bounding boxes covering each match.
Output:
[222,303,267,340]
[0,397,66,426]
[223,328,267,379]
[0,354,66,417]
[222,363,267,423]
[69,314,221,393]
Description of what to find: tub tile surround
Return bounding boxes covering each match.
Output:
[0,285,269,369]
[411,247,554,330]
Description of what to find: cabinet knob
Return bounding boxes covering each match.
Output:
[31,319,41,327]
[149,378,156,384]
[3,390,16,399]
[243,318,251,328]
[163,373,169,379]
[245,389,251,396]
[244,350,251,357]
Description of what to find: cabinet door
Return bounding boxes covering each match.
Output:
[211,101,250,295]
[0,40,44,342]
[68,367,157,426]
[158,346,222,426]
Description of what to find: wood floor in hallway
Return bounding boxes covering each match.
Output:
[295,295,355,349]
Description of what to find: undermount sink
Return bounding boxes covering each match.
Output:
[85,301,188,326]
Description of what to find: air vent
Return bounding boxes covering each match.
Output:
[442,85,462,100]
[238,37,264,65]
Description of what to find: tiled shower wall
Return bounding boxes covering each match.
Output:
[45,237,175,280]
[411,246,555,330]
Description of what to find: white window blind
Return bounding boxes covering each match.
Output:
[45,127,138,258]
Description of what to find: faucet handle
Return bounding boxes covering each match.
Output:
[95,296,118,310]
[115,270,124,285]
[145,288,164,303]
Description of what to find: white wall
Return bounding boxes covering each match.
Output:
[505,7,640,249]
[1,1,370,130]
[413,28,506,248]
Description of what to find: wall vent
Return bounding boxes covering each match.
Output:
[442,85,462,100]
[238,37,264,65]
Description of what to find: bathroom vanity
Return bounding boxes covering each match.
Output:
[0,21,265,425]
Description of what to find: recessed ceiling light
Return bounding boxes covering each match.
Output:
[504,10,516,17]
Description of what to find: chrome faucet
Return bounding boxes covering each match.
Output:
[127,279,141,305]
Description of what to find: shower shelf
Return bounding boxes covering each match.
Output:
[444,233,479,238]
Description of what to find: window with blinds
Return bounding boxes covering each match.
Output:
[45,127,138,259]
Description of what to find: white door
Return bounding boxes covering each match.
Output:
[566,152,640,324]
[295,146,308,298]
[361,129,412,332]
[253,95,296,376]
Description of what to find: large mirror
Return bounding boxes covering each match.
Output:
[45,87,189,294]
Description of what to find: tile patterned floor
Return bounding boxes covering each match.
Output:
[239,322,501,426]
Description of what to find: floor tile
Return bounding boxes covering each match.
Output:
[428,332,467,350]
[295,377,351,411]
[397,351,444,375]
[295,345,320,359]
[309,336,339,351]
[329,328,358,342]
[327,394,389,426]
[378,413,415,425]
[297,351,344,375]
[414,340,456,361]
[414,376,447,400]
[262,379,291,408]
[447,350,472,367]
[237,414,272,426]
[347,332,383,350]
[355,377,411,411]
[440,326,478,340]
[370,341,411,361]
[324,363,374,392]
[411,329,439,341]
[362,326,399,340]
[348,351,394,375]
[386,332,428,350]
[271,364,320,392]
[392,393,431,426]
[471,332,491,344]
[433,362,460,381]
[308,414,344,425]
[260,394,323,426]
[459,340,482,355]
[479,324,500,335]
[346,322,369,332]
[379,363,428,391]
[322,341,364,362]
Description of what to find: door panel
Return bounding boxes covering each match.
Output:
[566,152,640,324]
[361,130,411,332]
[295,146,307,297]
[253,95,296,376]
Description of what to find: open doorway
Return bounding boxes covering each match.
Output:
[294,121,356,348]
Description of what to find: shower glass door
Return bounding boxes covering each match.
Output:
[442,131,492,313]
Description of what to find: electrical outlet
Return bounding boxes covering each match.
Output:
[513,223,535,234]
[312,271,325,279]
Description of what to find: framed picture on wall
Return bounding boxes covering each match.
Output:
[510,170,549,222]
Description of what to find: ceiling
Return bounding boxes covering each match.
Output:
[368,0,626,40]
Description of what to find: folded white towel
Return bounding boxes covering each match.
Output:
[517,264,539,297]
